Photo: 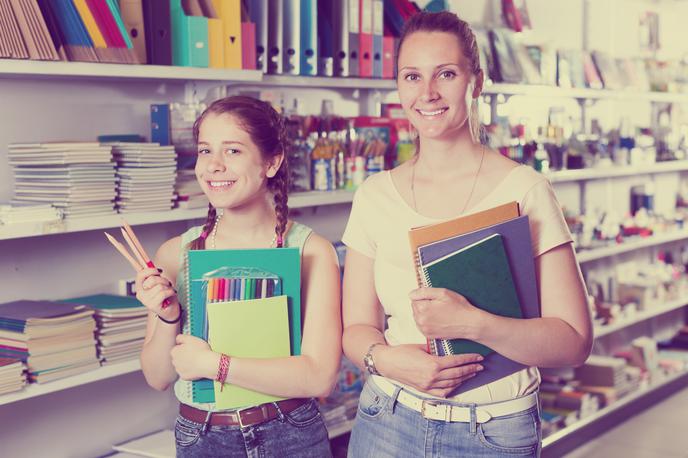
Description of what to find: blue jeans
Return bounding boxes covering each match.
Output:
[175,399,332,457]
[348,379,541,457]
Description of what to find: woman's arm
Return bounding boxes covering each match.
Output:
[412,242,593,367]
[172,233,342,398]
[139,236,183,391]
[342,248,484,398]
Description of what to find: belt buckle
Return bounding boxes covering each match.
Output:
[236,406,252,428]
[421,399,452,422]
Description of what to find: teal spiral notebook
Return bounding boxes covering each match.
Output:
[187,247,301,404]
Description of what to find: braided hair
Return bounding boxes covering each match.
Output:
[188,96,290,250]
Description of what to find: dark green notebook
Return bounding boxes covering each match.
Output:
[421,233,523,356]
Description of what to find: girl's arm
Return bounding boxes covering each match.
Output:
[412,242,593,367]
[342,248,484,399]
[173,233,343,398]
[139,236,183,391]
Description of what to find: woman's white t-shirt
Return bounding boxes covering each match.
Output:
[342,165,573,403]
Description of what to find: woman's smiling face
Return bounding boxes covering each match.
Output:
[397,31,478,142]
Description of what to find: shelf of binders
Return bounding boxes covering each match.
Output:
[576,228,688,264]
[2,59,688,103]
[0,359,140,407]
[546,160,688,183]
[594,297,688,339]
[0,190,355,241]
[541,369,688,452]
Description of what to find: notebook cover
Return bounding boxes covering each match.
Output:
[188,247,301,403]
[59,294,145,310]
[208,296,290,409]
[0,300,91,332]
[420,217,538,393]
[408,201,519,354]
[422,234,526,393]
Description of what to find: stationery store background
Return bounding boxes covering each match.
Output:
[1,0,688,457]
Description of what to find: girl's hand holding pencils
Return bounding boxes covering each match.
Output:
[105,221,180,321]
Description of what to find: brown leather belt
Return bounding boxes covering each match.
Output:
[179,398,310,428]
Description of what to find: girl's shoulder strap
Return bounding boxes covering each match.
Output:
[285,221,313,253]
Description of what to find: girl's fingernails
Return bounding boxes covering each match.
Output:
[157,268,163,273]
[477,365,484,371]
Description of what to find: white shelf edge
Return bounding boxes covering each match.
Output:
[327,418,355,439]
[0,59,262,82]
[0,359,141,406]
[576,230,688,264]
[261,74,397,90]
[542,370,688,449]
[0,190,354,240]
[547,160,688,183]
[594,298,688,339]
[483,83,688,103]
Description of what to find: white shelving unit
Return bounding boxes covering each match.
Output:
[576,229,688,264]
[0,190,355,240]
[0,359,140,407]
[594,298,688,339]
[546,160,688,183]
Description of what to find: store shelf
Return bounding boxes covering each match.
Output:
[0,359,141,407]
[483,83,688,103]
[327,419,355,439]
[0,59,262,83]
[261,74,396,90]
[542,370,688,454]
[0,190,354,240]
[594,298,688,339]
[547,160,688,183]
[576,229,688,264]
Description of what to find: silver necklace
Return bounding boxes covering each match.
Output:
[411,145,485,215]
[209,211,277,249]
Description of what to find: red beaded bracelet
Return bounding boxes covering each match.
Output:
[216,353,230,391]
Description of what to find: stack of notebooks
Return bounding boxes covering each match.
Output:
[0,203,63,225]
[408,201,539,394]
[0,357,26,395]
[319,391,359,433]
[108,142,177,213]
[59,294,148,365]
[186,248,302,408]
[0,300,99,383]
[174,169,208,209]
[574,355,642,401]
[8,142,117,218]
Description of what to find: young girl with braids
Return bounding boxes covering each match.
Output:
[135,96,341,457]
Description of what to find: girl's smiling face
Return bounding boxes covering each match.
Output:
[397,31,480,142]
[195,113,280,210]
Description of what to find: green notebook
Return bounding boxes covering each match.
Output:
[187,247,301,403]
[207,296,290,409]
[421,233,523,356]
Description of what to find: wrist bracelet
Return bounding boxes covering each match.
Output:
[216,353,231,391]
[157,308,182,324]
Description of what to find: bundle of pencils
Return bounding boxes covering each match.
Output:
[104,221,170,308]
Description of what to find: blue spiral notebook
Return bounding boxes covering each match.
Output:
[186,247,301,404]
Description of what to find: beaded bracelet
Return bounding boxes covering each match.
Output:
[216,353,230,391]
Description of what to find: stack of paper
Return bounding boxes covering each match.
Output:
[59,295,148,365]
[108,143,177,213]
[0,300,99,383]
[8,142,117,218]
[174,169,208,209]
[0,203,63,225]
[0,357,26,395]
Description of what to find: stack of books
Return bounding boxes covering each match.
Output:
[0,357,26,395]
[109,143,177,213]
[0,203,62,226]
[8,142,117,218]
[319,391,359,434]
[59,295,148,365]
[0,300,99,383]
[174,170,208,209]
